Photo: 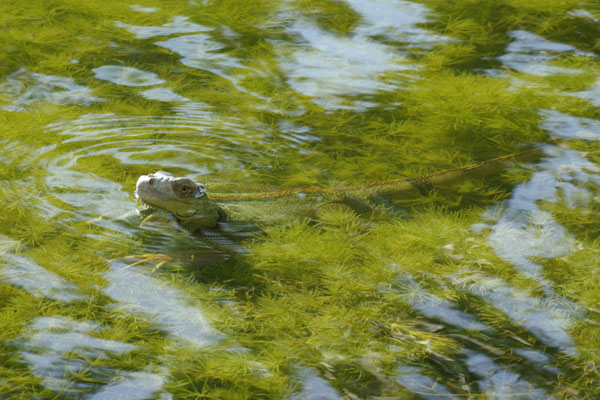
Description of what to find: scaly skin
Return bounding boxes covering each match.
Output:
[135,149,542,234]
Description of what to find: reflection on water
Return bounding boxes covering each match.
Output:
[394,273,491,332]
[156,33,241,80]
[540,109,600,140]
[93,65,166,87]
[128,4,159,14]
[115,15,210,39]
[395,366,458,400]
[1,0,600,398]
[463,142,600,356]
[1,253,88,302]
[14,316,149,396]
[452,272,578,355]
[479,145,598,279]
[569,9,598,21]
[571,78,600,106]
[88,370,170,400]
[45,169,132,217]
[0,68,104,111]
[497,30,594,76]
[515,349,560,374]
[16,315,171,399]
[289,368,343,400]
[280,19,412,110]
[104,262,222,347]
[465,351,551,400]
[345,0,450,48]
[141,87,190,102]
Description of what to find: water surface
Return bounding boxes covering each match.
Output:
[1,0,600,398]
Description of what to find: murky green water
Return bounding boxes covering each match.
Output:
[1,0,600,398]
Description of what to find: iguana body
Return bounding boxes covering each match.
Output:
[135,149,541,234]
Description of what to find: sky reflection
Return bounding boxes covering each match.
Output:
[466,145,598,355]
[14,316,162,397]
[498,30,593,76]
[395,273,491,332]
[104,262,222,347]
[465,350,552,400]
[93,65,166,87]
[0,69,104,111]
[116,15,210,39]
[345,0,450,47]
[280,19,411,110]
[0,253,88,302]
[452,273,578,355]
[395,366,459,400]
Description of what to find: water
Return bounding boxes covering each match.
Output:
[1,0,600,398]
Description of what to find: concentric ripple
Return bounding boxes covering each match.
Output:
[36,102,290,224]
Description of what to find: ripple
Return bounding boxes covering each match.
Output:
[129,4,158,13]
[0,68,104,111]
[478,146,599,278]
[44,104,276,171]
[156,33,254,93]
[394,272,491,331]
[0,252,88,302]
[38,104,284,226]
[465,351,552,399]
[452,273,578,355]
[497,30,594,76]
[141,87,190,102]
[14,316,151,396]
[540,109,600,140]
[104,262,223,347]
[289,368,343,400]
[88,370,169,400]
[345,0,451,48]
[93,65,165,87]
[571,78,600,106]
[280,19,413,110]
[115,15,210,39]
[395,366,458,400]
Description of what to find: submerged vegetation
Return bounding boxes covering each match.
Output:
[1,0,600,398]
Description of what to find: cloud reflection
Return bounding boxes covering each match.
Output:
[103,262,223,347]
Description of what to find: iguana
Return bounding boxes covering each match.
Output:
[135,149,542,237]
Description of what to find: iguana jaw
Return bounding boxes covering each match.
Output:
[135,171,220,228]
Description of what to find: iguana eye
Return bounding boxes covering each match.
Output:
[178,185,192,195]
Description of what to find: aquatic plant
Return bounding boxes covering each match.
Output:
[0,0,599,398]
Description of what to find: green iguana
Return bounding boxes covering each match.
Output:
[135,149,542,236]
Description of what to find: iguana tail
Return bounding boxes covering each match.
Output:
[207,148,543,201]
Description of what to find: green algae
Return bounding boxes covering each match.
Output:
[0,0,600,398]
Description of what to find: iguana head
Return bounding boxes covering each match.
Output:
[135,171,220,229]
